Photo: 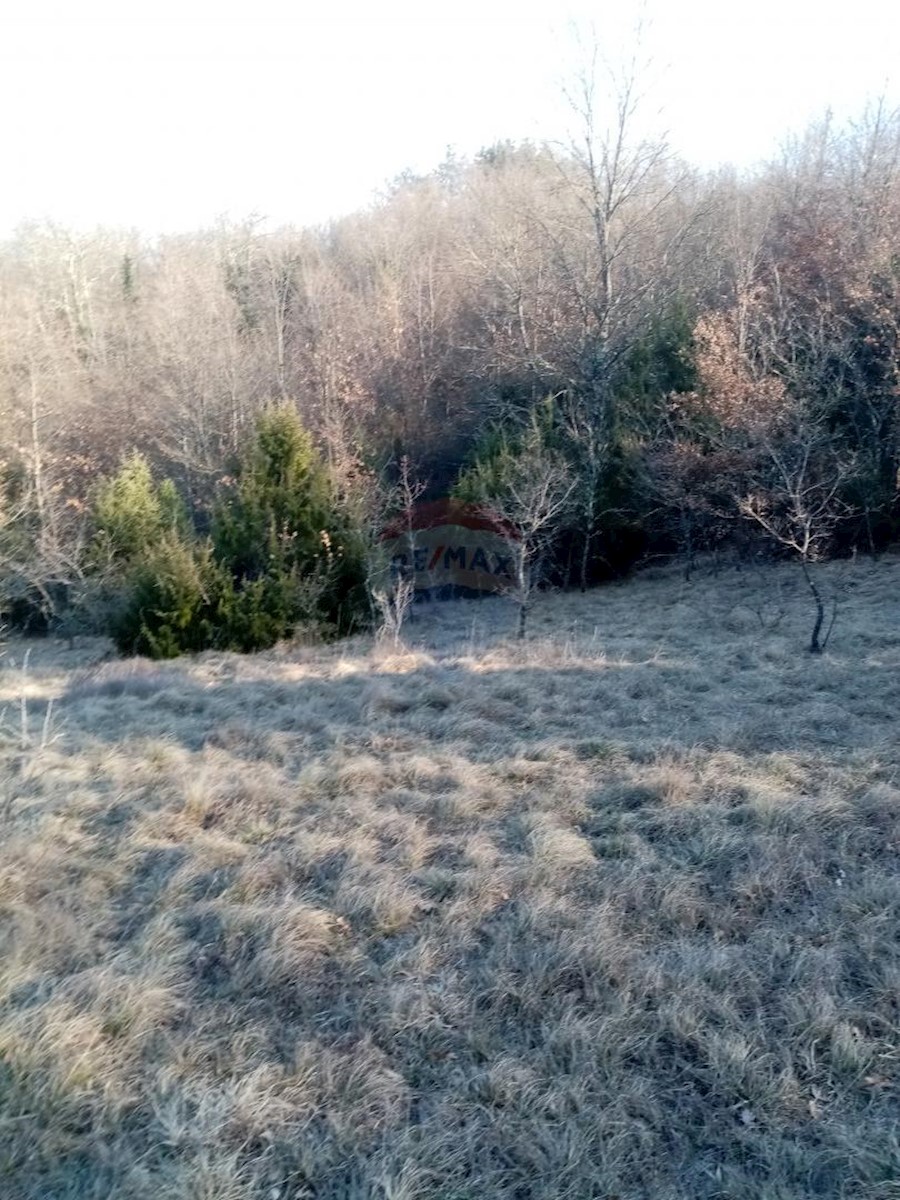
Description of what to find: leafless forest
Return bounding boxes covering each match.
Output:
[2,94,899,641]
[2,70,900,1199]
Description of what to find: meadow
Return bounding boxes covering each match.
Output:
[1,556,899,1199]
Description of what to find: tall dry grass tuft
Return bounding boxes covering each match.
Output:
[1,556,899,1198]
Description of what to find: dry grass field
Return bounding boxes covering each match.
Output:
[1,556,899,1199]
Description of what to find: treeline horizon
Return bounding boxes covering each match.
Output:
[2,89,899,646]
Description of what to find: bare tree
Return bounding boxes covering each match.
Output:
[739,422,855,654]
[349,454,427,646]
[546,31,694,584]
[559,31,675,354]
[466,434,575,639]
[375,456,427,644]
[558,388,613,591]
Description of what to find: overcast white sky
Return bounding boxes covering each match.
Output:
[2,0,897,237]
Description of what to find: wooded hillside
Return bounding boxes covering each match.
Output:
[2,97,898,642]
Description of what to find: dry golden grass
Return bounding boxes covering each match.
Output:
[1,555,899,1199]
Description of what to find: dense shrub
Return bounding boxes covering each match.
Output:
[110,537,227,658]
[212,412,332,578]
[102,409,369,658]
[212,407,367,644]
[90,453,186,566]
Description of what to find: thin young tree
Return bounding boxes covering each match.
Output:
[371,456,426,646]
[545,27,694,581]
[739,421,855,654]
[347,452,427,646]
[460,430,575,639]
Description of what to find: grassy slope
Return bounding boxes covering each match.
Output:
[1,557,899,1200]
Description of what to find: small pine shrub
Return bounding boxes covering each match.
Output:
[90,453,187,567]
[217,574,298,653]
[94,414,369,658]
[213,407,367,643]
[111,537,227,659]
[212,409,332,580]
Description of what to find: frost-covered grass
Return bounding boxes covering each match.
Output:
[1,555,899,1199]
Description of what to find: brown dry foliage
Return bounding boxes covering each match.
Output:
[686,309,790,436]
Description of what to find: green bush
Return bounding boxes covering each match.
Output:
[97,412,369,658]
[213,406,367,642]
[91,453,186,567]
[212,408,332,579]
[110,537,226,659]
[217,576,288,653]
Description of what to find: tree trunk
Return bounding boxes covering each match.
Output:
[863,503,878,560]
[681,510,693,582]
[579,526,591,593]
[801,559,825,654]
[516,547,529,640]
